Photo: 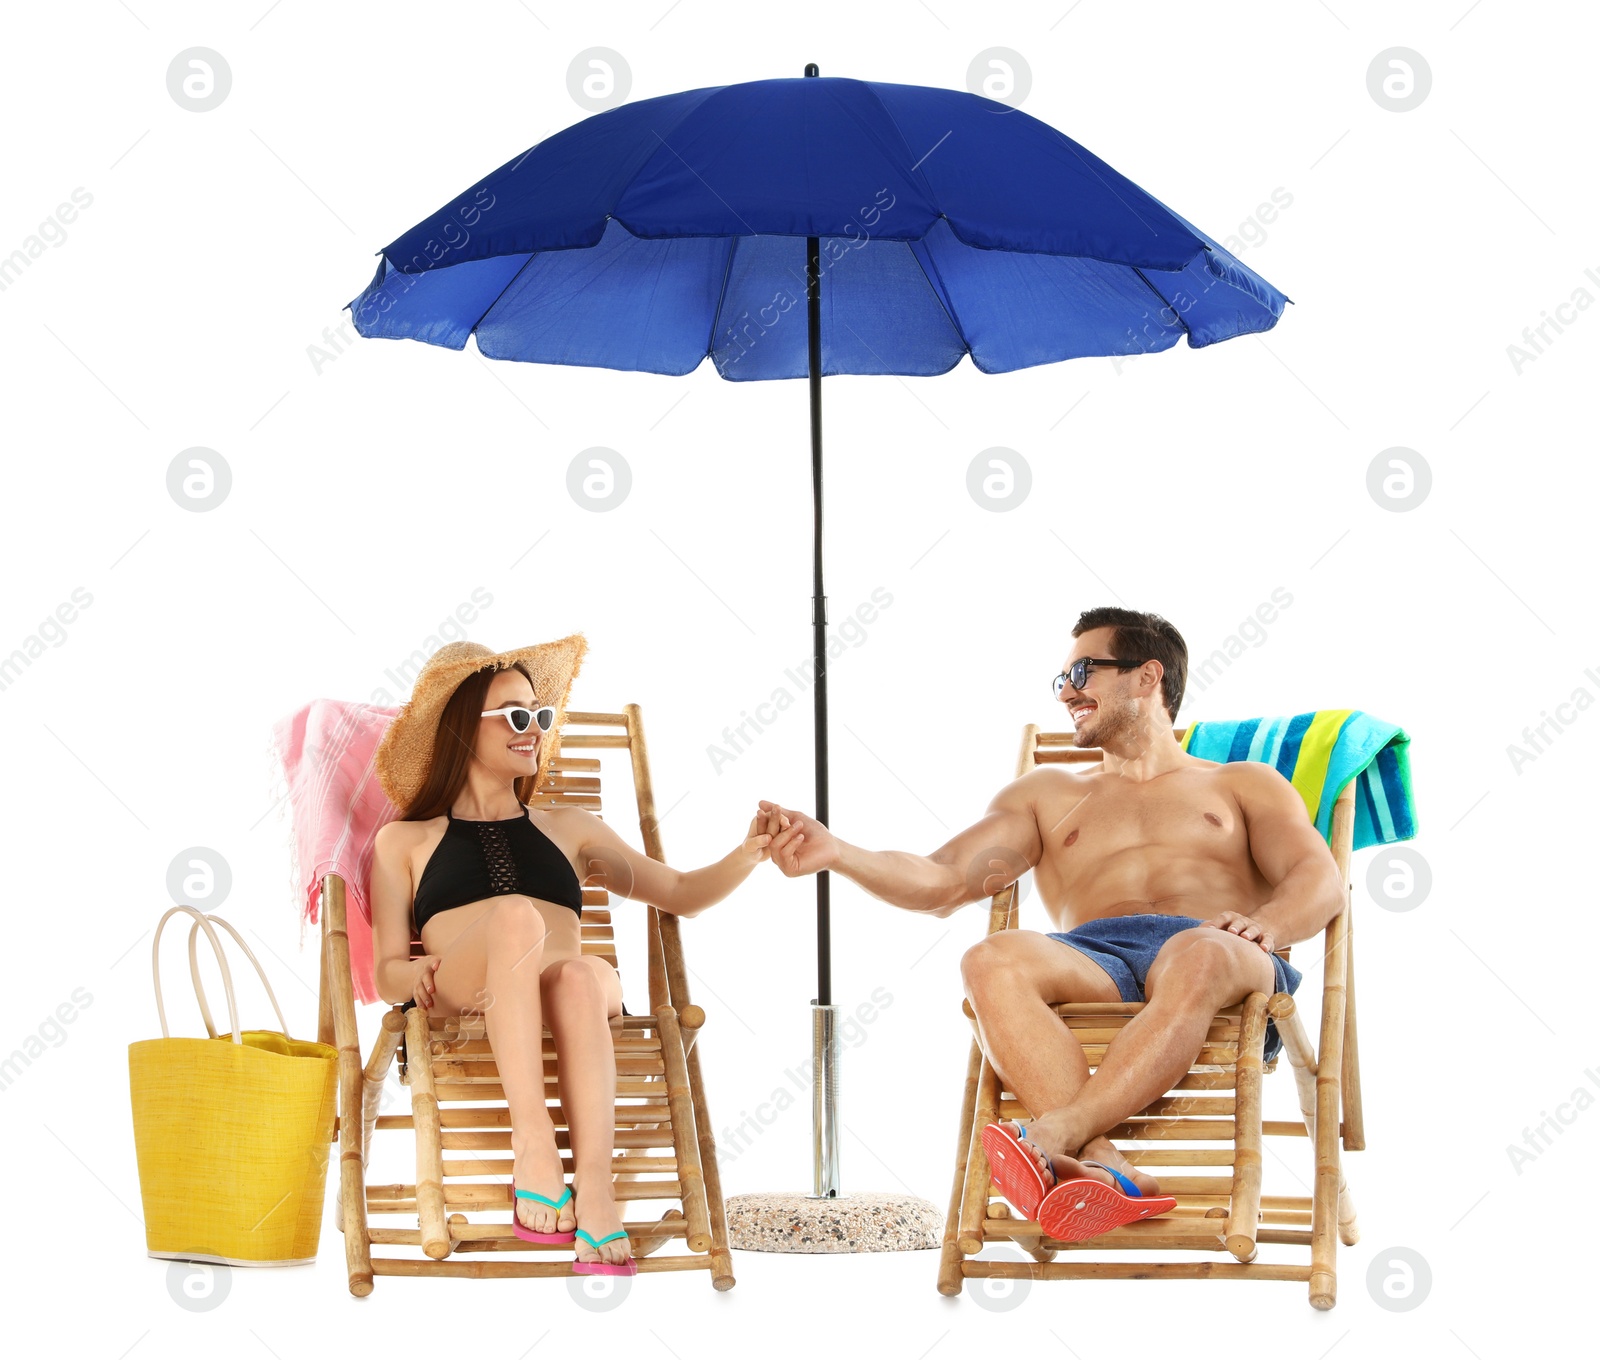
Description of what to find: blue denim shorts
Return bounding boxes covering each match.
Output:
[1047,913,1302,1063]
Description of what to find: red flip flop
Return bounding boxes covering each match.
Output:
[1037,1159,1176,1242]
[980,1121,1057,1220]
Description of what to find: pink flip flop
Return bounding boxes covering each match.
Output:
[980,1121,1057,1220]
[509,1179,577,1244]
[572,1227,638,1275]
[1037,1159,1177,1242]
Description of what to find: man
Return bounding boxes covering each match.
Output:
[760,606,1344,1236]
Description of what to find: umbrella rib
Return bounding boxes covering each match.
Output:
[1044,127,1167,242]
[468,248,546,352]
[860,81,1006,362]
[868,77,1187,265]
[1129,265,1194,343]
[703,235,740,369]
[860,79,943,202]
[900,233,972,361]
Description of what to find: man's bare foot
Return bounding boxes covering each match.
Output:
[571,1180,632,1269]
[1078,1134,1162,1197]
[998,1120,1139,1190]
[512,1136,576,1236]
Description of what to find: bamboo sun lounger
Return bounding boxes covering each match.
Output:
[316,706,736,1292]
[939,723,1364,1308]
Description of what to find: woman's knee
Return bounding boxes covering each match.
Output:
[542,955,604,1005]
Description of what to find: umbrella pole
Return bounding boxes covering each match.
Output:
[806,227,841,1200]
[720,65,941,1251]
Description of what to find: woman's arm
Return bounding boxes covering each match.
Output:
[564,805,777,919]
[370,821,434,1005]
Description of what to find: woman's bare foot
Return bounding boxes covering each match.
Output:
[570,1179,632,1269]
[512,1135,576,1236]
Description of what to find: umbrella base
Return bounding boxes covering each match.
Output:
[726,1191,940,1253]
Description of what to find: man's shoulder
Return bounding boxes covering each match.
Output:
[1197,757,1299,810]
[1202,757,1290,787]
[996,762,1093,807]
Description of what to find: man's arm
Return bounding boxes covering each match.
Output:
[761,774,1045,917]
[1225,762,1346,948]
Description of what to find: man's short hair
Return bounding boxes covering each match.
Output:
[1071,607,1188,720]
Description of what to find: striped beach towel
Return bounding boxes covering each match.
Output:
[1179,710,1415,850]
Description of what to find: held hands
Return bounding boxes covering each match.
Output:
[757,799,839,877]
[411,955,442,1011]
[737,803,791,866]
[1200,910,1276,956]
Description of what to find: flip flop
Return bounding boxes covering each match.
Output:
[509,1179,577,1244]
[573,1227,638,1276]
[980,1120,1058,1220]
[1037,1158,1177,1242]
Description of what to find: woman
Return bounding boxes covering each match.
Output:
[369,636,779,1275]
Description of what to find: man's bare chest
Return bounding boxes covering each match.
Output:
[1035,772,1246,862]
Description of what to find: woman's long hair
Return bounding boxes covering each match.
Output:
[401,662,540,821]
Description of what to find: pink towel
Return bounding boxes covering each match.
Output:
[273,698,402,1005]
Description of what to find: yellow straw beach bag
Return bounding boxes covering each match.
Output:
[128,905,337,1266]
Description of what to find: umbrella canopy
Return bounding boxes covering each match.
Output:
[347,69,1292,1202]
[349,76,1289,376]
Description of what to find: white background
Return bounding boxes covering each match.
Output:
[1,0,1589,1353]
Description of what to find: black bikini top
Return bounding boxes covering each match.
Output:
[412,802,585,934]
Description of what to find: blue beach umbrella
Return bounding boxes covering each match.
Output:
[347,67,1289,1200]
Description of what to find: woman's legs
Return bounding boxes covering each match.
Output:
[540,955,628,1266]
[429,899,574,1235]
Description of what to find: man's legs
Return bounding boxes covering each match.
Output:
[964,924,1276,1193]
[961,930,1155,1190]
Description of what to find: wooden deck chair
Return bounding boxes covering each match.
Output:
[315,705,735,1292]
[938,723,1364,1309]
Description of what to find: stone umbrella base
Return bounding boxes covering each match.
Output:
[725,1191,942,1253]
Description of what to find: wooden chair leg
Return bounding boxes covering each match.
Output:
[405,1006,452,1260]
[1308,908,1350,1310]
[958,1053,1003,1256]
[318,917,335,1049]
[682,1033,736,1290]
[1340,907,1366,1151]
[1225,992,1269,1261]
[938,1038,984,1295]
[656,1004,712,1253]
[322,877,374,1296]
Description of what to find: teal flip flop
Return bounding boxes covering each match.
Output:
[509,1179,576,1244]
[573,1226,638,1276]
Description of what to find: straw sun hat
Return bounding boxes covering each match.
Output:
[375,635,588,810]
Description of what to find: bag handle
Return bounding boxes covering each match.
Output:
[185,914,290,1040]
[152,905,241,1044]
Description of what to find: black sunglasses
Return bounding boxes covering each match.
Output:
[1052,657,1146,698]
